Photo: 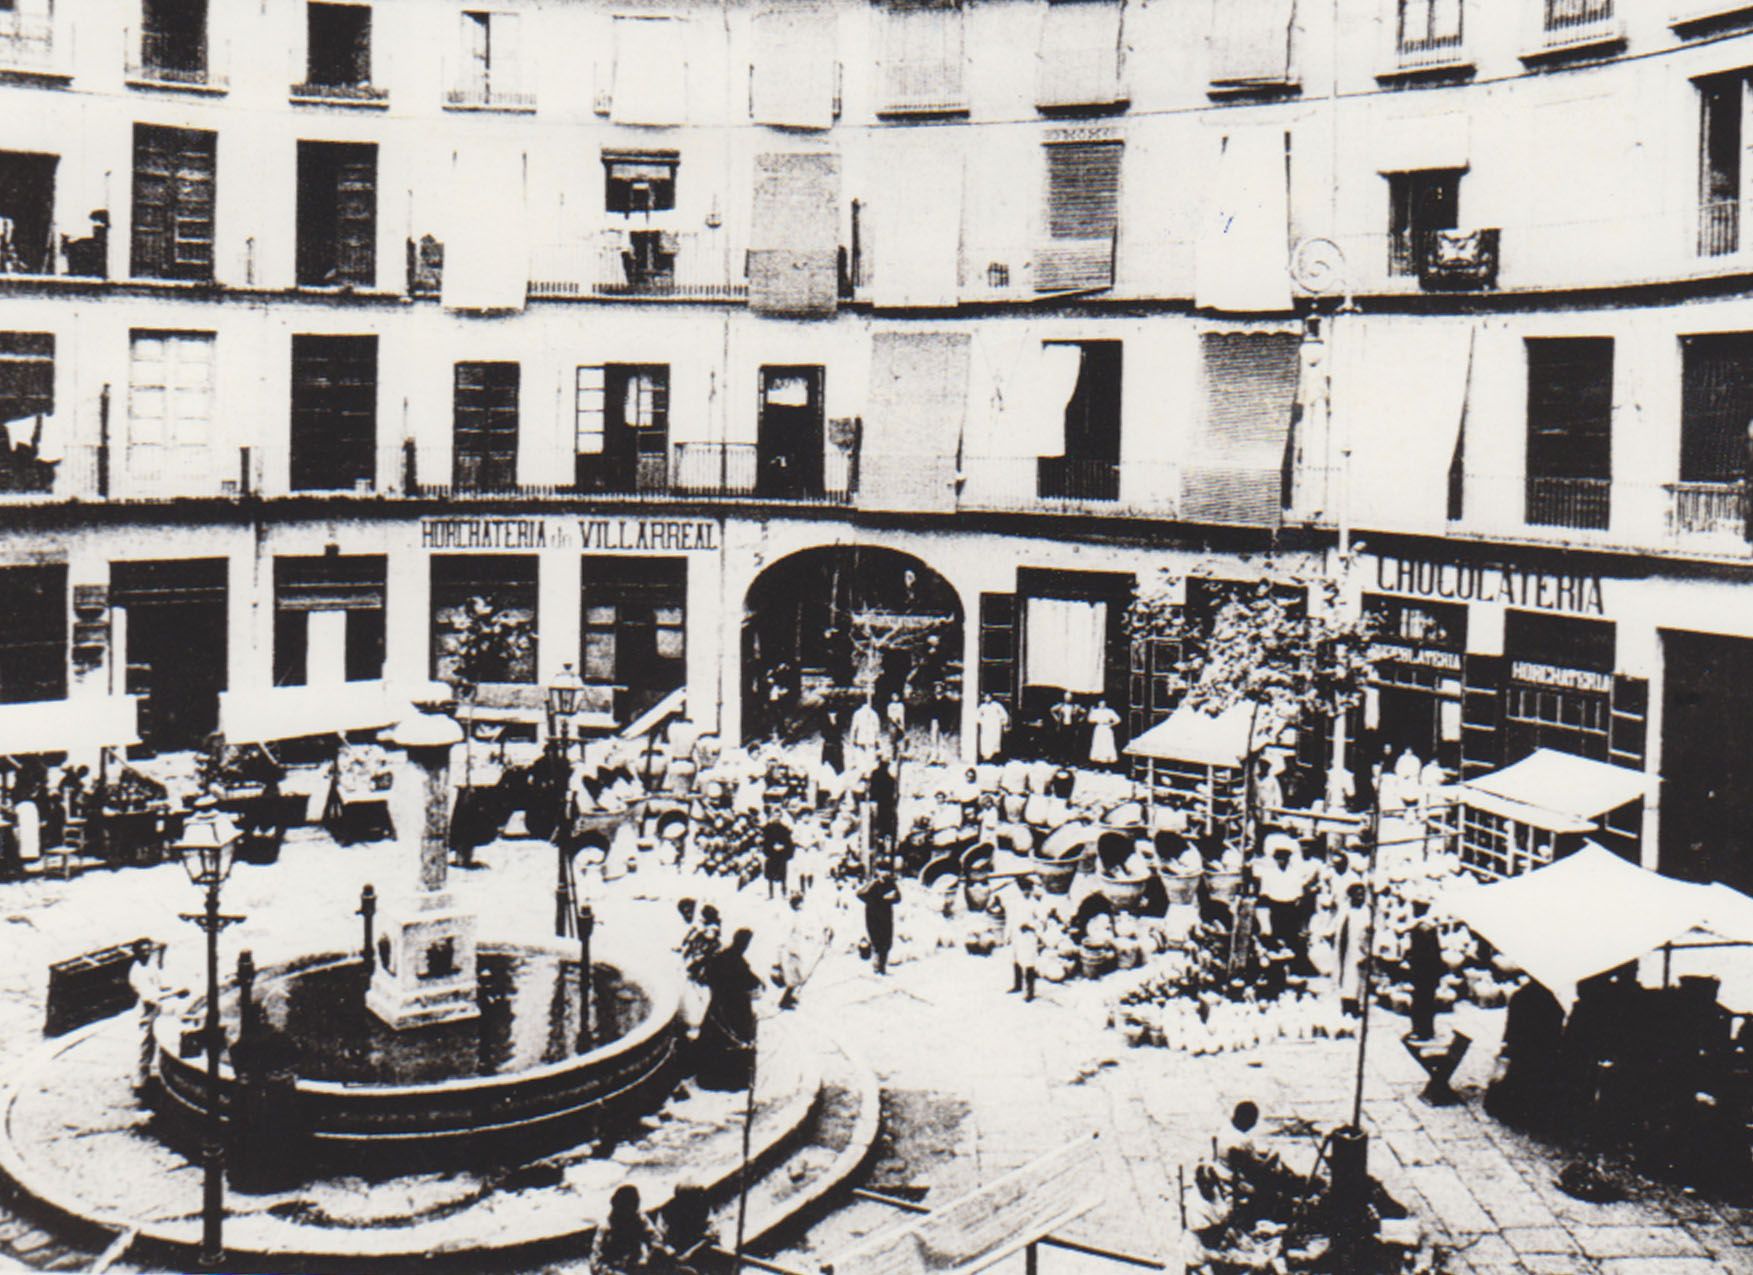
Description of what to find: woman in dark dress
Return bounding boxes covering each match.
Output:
[696,928,761,1091]
[858,870,902,975]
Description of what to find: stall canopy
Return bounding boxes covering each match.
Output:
[1125,702,1256,769]
[1456,748,1648,833]
[1440,844,1753,1009]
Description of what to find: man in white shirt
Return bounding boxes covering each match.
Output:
[1255,834,1314,966]
[1005,876,1042,1002]
[128,942,167,1093]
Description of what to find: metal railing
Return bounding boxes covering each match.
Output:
[1666,480,1747,540]
[443,77,537,111]
[0,14,57,72]
[290,81,388,103]
[1699,198,1740,258]
[959,456,1178,517]
[1525,475,1611,530]
[1395,26,1465,70]
[528,233,747,301]
[125,27,225,88]
[1387,228,1501,288]
[1538,0,1618,47]
[878,59,967,115]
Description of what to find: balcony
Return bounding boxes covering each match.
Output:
[1526,476,1610,530]
[442,75,536,112]
[1522,0,1624,61]
[290,81,389,107]
[528,233,747,302]
[877,60,967,117]
[1672,2,1753,36]
[0,15,67,79]
[958,456,1178,517]
[125,28,226,91]
[1699,199,1740,258]
[1392,29,1468,73]
[1667,480,1747,543]
[1387,229,1500,290]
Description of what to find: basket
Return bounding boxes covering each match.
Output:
[1078,942,1118,980]
[1159,866,1203,907]
[1206,869,1244,904]
[1030,853,1079,894]
[1095,870,1151,912]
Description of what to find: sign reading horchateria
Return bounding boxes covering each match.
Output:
[420,517,719,552]
[1373,554,1605,617]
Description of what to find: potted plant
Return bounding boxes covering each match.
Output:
[446,594,535,790]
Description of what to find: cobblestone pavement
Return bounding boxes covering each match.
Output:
[0,828,1750,1273]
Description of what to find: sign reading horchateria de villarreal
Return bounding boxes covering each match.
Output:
[1373,554,1605,617]
[420,517,719,552]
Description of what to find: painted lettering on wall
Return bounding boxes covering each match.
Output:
[1509,661,1613,694]
[1368,642,1463,672]
[1373,555,1605,617]
[421,518,548,549]
[577,519,719,552]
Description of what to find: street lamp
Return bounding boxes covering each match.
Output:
[548,664,587,938]
[171,798,244,1271]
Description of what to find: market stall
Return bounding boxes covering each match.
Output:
[1449,749,1647,879]
[1124,703,1255,853]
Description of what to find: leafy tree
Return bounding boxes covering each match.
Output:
[445,595,535,787]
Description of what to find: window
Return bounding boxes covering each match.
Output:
[453,361,519,491]
[1503,610,1615,763]
[0,0,57,71]
[451,10,528,107]
[139,0,208,82]
[291,335,376,491]
[430,555,537,685]
[580,557,686,722]
[1525,337,1612,530]
[1543,0,1611,36]
[1036,0,1125,111]
[1208,0,1296,91]
[1038,139,1122,291]
[0,564,65,704]
[1387,168,1461,277]
[296,140,376,287]
[878,0,965,115]
[305,2,370,87]
[0,151,56,275]
[577,364,670,492]
[608,15,687,125]
[130,124,215,281]
[1397,0,1461,57]
[1699,74,1743,257]
[273,555,386,686]
[1038,341,1121,501]
[1186,331,1300,525]
[128,330,215,489]
[0,332,54,493]
[1681,334,1753,485]
[603,151,677,215]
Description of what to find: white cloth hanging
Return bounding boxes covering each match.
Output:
[1023,597,1107,693]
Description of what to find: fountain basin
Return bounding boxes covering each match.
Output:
[152,938,683,1172]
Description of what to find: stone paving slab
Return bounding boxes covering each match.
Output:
[1573,1227,1711,1261]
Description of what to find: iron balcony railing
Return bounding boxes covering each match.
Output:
[1388,228,1500,288]
[528,233,747,302]
[1666,480,1748,541]
[443,76,536,111]
[878,59,968,115]
[1525,475,1611,531]
[290,80,389,103]
[125,27,226,88]
[1537,0,1619,49]
[1699,199,1740,258]
[1395,27,1466,71]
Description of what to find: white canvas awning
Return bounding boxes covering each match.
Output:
[218,684,402,745]
[0,696,139,756]
[1457,748,1648,833]
[1440,843,1753,1008]
[1125,702,1256,769]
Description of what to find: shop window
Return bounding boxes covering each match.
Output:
[453,361,519,492]
[1386,168,1461,278]
[296,140,376,287]
[1038,139,1121,291]
[127,330,215,490]
[0,564,66,703]
[603,151,677,215]
[430,555,538,685]
[1525,337,1612,530]
[273,555,386,686]
[290,334,376,491]
[0,150,57,275]
[130,124,216,282]
[305,2,370,88]
[0,331,54,493]
[140,0,208,81]
[1503,610,1614,762]
[1680,332,1753,483]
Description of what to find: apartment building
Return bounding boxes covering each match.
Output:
[4,0,1753,889]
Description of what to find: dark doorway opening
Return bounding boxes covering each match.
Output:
[757,366,824,499]
[113,558,227,753]
[1661,629,1753,893]
[581,557,686,724]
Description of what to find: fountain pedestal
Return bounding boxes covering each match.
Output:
[368,687,479,1029]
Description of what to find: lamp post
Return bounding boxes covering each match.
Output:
[172,799,244,1271]
[547,664,586,939]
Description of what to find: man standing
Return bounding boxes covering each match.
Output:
[128,941,166,1094]
[857,868,902,975]
[849,696,882,758]
[976,695,1011,763]
[1256,834,1313,968]
[1005,876,1042,1001]
[1406,893,1443,1041]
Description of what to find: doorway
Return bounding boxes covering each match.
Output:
[757,366,824,498]
[1661,629,1753,893]
[580,557,687,723]
[112,558,228,753]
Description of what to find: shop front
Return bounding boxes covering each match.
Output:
[1363,593,1466,773]
[111,558,229,754]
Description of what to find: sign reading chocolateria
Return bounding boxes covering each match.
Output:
[1372,554,1605,617]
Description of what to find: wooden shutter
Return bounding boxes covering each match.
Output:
[335,145,377,286]
[1460,653,1503,778]
[1526,337,1613,481]
[170,129,215,279]
[1680,333,1753,483]
[291,335,377,491]
[132,125,215,281]
[1184,331,1299,525]
[1037,140,1120,291]
[453,361,520,491]
[0,332,54,423]
[978,592,1018,711]
[130,126,174,278]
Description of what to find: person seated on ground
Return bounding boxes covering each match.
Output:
[658,1184,719,1275]
[1214,1102,1303,1225]
[590,1184,669,1275]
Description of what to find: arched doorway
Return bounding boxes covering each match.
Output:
[742,546,964,751]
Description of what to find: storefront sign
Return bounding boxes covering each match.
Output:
[576,518,718,552]
[1510,661,1613,694]
[1374,555,1605,617]
[419,517,720,552]
[1369,642,1463,672]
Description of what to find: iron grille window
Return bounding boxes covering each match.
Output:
[130,124,216,281]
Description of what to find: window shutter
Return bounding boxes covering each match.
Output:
[170,131,216,278]
[0,333,54,424]
[1185,331,1299,525]
[335,145,377,287]
[291,335,377,491]
[880,0,964,114]
[1680,333,1753,483]
[130,126,174,278]
[575,365,606,454]
[1037,140,1120,291]
[1037,0,1124,110]
[978,592,1018,712]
